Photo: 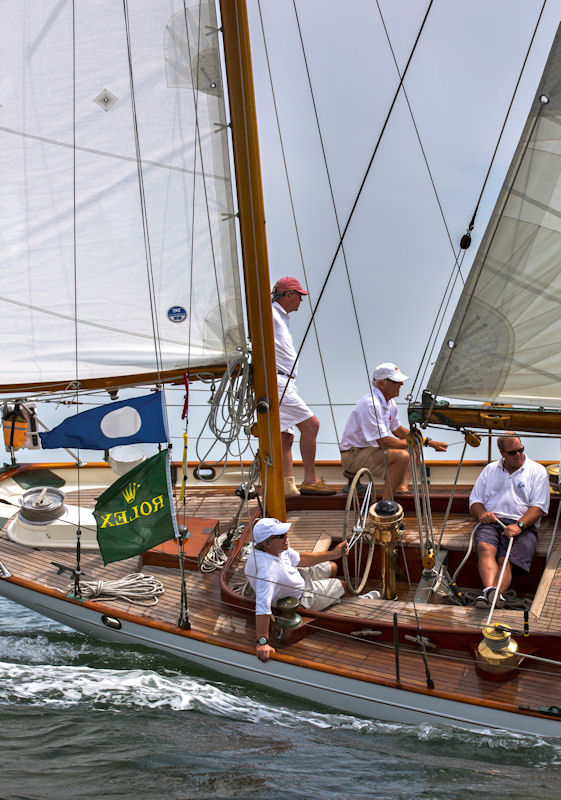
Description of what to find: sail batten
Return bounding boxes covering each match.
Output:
[427,26,561,409]
[0,1,245,395]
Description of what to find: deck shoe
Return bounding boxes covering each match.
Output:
[299,478,337,496]
[359,590,381,600]
[486,587,506,609]
[475,590,491,609]
[341,480,366,496]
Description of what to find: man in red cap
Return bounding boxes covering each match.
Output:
[271,276,335,496]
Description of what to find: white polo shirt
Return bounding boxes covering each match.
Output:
[340,387,400,450]
[469,456,550,525]
[272,301,298,377]
[244,546,305,615]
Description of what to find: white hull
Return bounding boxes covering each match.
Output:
[1,577,558,739]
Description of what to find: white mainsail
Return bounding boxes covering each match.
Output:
[0,0,245,393]
[427,25,561,409]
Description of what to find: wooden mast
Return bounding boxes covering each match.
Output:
[219,0,285,520]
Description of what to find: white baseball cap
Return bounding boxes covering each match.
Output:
[252,517,292,544]
[372,362,409,383]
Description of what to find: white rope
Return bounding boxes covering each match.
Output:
[200,526,246,572]
[66,573,164,606]
[195,350,255,476]
[486,520,511,626]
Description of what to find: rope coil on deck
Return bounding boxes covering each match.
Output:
[65,573,164,605]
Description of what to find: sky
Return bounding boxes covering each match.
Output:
[239,0,561,465]
[5,0,561,471]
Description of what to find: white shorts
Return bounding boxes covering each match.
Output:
[297,562,345,611]
[277,375,313,434]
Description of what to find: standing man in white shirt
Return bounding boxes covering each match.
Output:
[469,433,550,608]
[272,276,335,496]
[340,362,447,499]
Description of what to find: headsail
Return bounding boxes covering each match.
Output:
[427,25,561,408]
[0,1,245,393]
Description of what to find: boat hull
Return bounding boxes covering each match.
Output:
[1,575,559,739]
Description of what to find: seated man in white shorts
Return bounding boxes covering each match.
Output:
[245,518,348,662]
[340,362,447,499]
[272,276,335,496]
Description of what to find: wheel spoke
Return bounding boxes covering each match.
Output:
[342,468,377,594]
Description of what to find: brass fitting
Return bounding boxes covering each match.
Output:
[476,623,521,680]
[368,500,404,600]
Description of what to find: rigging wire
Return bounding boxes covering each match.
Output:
[267,0,436,502]
[70,0,83,600]
[122,0,164,388]
[410,0,548,400]
[279,0,435,392]
[256,0,343,448]
[272,1,436,502]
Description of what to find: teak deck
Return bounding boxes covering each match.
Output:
[1,481,561,720]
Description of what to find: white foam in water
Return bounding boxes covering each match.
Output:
[0,660,360,728]
[1,655,560,751]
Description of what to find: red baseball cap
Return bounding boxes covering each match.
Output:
[272,276,309,295]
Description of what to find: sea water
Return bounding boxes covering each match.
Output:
[1,595,560,800]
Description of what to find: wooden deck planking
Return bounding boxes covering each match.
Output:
[1,489,561,713]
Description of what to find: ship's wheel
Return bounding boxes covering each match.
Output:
[342,468,376,595]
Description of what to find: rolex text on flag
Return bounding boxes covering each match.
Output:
[94,448,178,564]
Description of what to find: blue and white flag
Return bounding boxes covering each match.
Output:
[40,392,168,450]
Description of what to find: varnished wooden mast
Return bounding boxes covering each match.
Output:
[219,0,285,520]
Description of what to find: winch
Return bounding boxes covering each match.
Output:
[476,623,521,680]
[368,500,404,600]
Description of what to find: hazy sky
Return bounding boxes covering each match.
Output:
[240,0,561,464]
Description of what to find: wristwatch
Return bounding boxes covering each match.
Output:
[256,637,268,646]
[516,521,524,530]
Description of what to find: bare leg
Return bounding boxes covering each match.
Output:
[282,431,295,477]
[296,415,320,484]
[381,449,411,499]
[477,541,500,588]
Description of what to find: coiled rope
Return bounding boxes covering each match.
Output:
[196,350,255,476]
[200,527,244,572]
[65,573,164,606]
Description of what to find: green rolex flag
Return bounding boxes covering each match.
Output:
[94,448,178,565]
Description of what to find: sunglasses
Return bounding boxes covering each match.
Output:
[266,532,288,541]
[504,446,524,455]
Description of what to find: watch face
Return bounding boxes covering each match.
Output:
[257,637,268,646]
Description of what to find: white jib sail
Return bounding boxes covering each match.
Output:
[0,0,245,391]
[427,26,561,409]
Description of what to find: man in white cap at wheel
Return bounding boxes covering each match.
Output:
[245,517,349,662]
[339,362,447,499]
[272,276,335,496]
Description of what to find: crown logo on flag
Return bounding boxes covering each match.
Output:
[122,482,140,504]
